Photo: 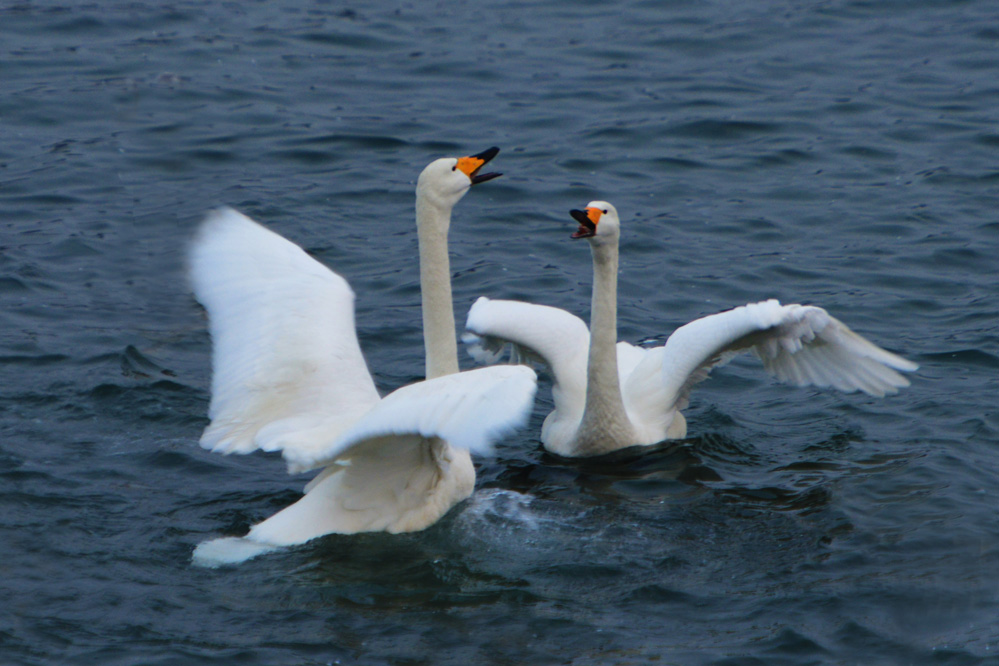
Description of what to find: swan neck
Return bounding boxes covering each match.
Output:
[416,196,458,379]
[582,239,630,428]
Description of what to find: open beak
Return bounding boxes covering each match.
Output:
[570,207,600,238]
[456,146,502,185]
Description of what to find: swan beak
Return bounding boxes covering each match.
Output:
[570,207,600,238]
[457,146,502,185]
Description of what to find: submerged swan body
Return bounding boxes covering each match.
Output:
[190,149,536,565]
[464,201,917,457]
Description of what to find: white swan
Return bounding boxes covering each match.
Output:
[189,148,536,565]
[464,201,917,458]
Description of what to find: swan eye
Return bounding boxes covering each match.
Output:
[452,166,457,171]
[602,209,608,214]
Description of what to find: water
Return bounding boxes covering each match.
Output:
[2,1,997,664]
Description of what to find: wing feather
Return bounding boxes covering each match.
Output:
[624,300,917,419]
[463,297,590,398]
[290,365,538,472]
[189,208,381,470]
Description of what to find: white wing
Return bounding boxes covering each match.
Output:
[463,297,590,398]
[194,365,538,559]
[290,365,538,471]
[623,299,919,418]
[189,208,381,472]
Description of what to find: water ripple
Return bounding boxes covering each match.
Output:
[1,0,996,663]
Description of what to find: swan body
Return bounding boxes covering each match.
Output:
[190,149,535,565]
[464,201,917,458]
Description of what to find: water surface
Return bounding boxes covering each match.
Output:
[2,1,997,664]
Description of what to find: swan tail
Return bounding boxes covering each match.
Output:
[192,536,282,568]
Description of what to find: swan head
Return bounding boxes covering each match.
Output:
[416,146,501,210]
[570,201,620,244]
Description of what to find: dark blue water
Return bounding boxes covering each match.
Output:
[2,1,997,664]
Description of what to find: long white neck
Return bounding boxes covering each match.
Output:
[574,236,636,454]
[416,195,459,379]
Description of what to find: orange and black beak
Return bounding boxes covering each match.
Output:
[570,207,600,238]
[456,146,502,185]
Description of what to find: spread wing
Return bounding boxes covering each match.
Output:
[287,365,538,473]
[623,299,918,417]
[188,208,381,472]
[463,297,590,402]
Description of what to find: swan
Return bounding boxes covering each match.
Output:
[188,148,537,565]
[464,201,917,458]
